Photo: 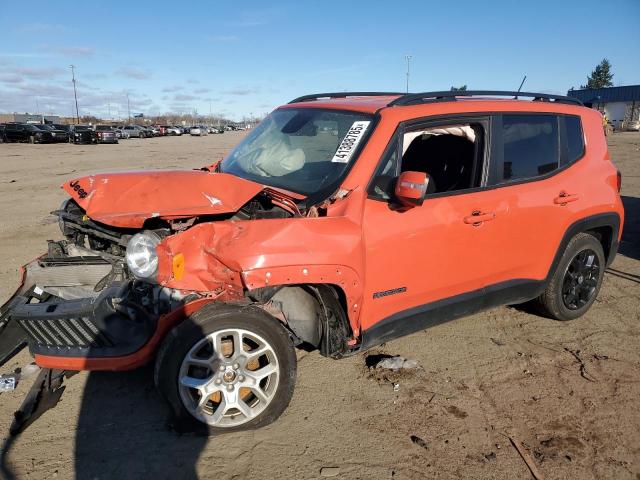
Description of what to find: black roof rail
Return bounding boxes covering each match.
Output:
[288,92,404,104]
[389,90,584,107]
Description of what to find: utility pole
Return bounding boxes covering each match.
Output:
[127,93,131,124]
[69,65,80,124]
[405,55,412,94]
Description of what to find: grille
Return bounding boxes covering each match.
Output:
[18,317,113,348]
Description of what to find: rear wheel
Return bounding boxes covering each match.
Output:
[536,233,605,321]
[155,303,296,434]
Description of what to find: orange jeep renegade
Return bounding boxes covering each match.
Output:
[0,91,624,433]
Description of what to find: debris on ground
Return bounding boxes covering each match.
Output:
[505,434,545,480]
[0,375,17,392]
[319,466,340,477]
[564,348,596,382]
[410,435,428,450]
[484,452,497,461]
[0,363,40,393]
[375,356,420,370]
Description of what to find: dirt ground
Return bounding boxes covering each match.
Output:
[0,131,638,480]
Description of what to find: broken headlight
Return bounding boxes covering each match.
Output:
[126,231,161,280]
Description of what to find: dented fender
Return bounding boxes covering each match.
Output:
[156,217,365,333]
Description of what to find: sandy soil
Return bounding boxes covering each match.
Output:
[0,132,638,480]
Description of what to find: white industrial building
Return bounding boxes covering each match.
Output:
[568,85,640,130]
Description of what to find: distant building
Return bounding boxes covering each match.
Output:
[567,85,640,130]
[5,113,62,124]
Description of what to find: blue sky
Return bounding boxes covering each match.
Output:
[1,0,638,121]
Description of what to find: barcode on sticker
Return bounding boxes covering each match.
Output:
[331,121,370,163]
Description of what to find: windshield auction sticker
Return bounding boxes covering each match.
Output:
[331,121,371,163]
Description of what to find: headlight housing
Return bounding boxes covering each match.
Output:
[126,231,162,280]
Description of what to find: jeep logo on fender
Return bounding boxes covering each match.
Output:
[69,180,89,199]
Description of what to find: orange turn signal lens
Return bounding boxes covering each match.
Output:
[172,253,185,280]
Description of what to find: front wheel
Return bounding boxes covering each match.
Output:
[535,233,605,321]
[155,303,297,434]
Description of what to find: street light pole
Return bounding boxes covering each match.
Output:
[69,65,80,124]
[405,55,412,94]
[127,93,131,124]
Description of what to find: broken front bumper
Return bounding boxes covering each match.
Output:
[0,246,195,371]
[9,282,157,359]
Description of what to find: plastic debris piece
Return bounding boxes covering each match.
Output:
[376,356,420,370]
[320,467,340,477]
[0,375,17,392]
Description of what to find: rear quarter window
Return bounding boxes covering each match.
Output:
[500,114,559,182]
[563,115,585,165]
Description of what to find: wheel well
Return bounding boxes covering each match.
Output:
[249,284,352,358]
[585,225,613,262]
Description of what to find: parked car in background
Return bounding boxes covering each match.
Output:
[190,125,208,136]
[113,127,130,139]
[95,125,119,144]
[165,126,182,136]
[72,125,99,145]
[154,125,172,136]
[122,125,148,138]
[146,126,159,137]
[37,124,69,143]
[3,123,54,143]
[52,124,74,142]
[628,120,640,132]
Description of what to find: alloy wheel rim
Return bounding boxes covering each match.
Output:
[178,328,280,427]
[562,248,600,310]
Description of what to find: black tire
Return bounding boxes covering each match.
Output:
[154,303,297,435]
[535,233,605,321]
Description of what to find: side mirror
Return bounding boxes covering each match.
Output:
[394,171,429,207]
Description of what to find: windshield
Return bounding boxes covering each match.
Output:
[220,108,374,195]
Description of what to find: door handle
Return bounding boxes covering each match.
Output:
[463,211,496,225]
[554,192,579,205]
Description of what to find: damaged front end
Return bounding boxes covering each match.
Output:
[0,168,301,370]
[0,239,190,369]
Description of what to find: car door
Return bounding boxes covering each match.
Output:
[360,115,507,337]
[479,113,580,283]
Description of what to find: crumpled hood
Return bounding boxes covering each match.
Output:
[62,170,264,228]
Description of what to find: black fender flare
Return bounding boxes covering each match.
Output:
[546,212,621,282]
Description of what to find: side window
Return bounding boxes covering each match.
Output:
[400,123,485,195]
[500,115,559,182]
[562,115,585,165]
[369,119,487,199]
